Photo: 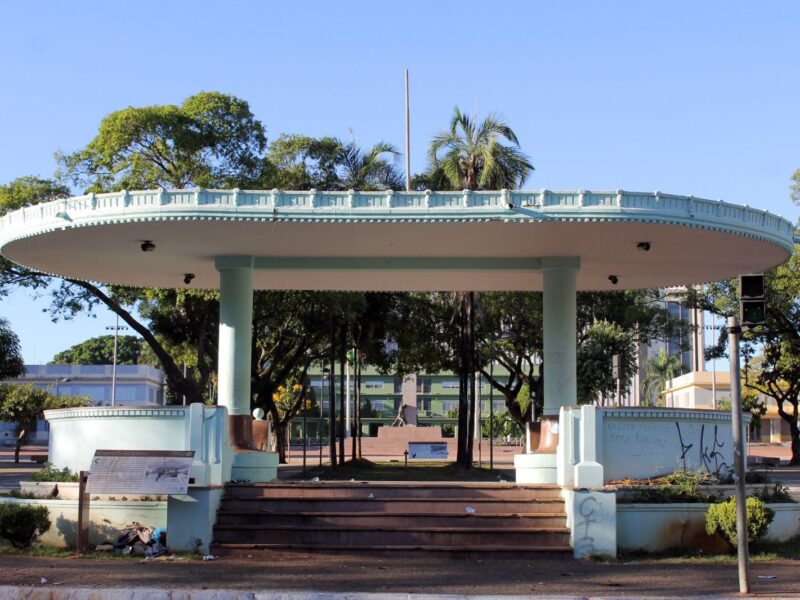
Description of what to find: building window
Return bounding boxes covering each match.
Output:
[417,377,431,394]
[418,396,432,412]
[442,381,459,389]
[441,400,458,413]
[365,381,384,389]
[394,378,403,394]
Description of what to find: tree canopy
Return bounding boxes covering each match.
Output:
[50,335,146,366]
[0,318,24,380]
[427,107,533,190]
[58,91,267,191]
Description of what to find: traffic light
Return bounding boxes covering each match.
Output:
[739,274,766,326]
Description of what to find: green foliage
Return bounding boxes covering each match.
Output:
[0,176,64,298]
[261,135,403,191]
[481,410,524,439]
[706,496,775,547]
[30,462,79,483]
[620,470,722,504]
[427,107,534,190]
[0,318,24,380]
[576,320,636,405]
[0,384,90,436]
[0,504,50,549]
[753,483,794,504]
[50,335,144,365]
[0,176,69,215]
[692,245,800,465]
[58,91,266,191]
[642,349,683,406]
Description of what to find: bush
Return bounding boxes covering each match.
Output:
[706,496,775,547]
[30,462,78,483]
[0,504,50,548]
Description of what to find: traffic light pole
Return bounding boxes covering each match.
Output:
[728,315,750,594]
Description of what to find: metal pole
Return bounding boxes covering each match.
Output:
[111,314,119,406]
[711,313,717,409]
[489,336,494,471]
[727,315,750,594]
[302,395,307,475]
[319,365,325,466]
[345,357,351,438]
[404,69,411,192]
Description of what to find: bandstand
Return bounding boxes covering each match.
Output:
[0,188,794,555]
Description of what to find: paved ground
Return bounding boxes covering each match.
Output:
[0,442,797,598]
[0,551,797,598]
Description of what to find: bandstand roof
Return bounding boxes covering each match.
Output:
[0,189,794,292]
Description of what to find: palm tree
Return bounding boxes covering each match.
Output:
[428,107,534,191]
[338,141,403,191]
[642,349,683,406]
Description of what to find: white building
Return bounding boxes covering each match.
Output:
[2,364,165,443]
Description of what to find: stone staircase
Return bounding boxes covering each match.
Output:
[211,481,571,555]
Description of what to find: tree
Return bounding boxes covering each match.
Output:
[50,335,145,365]
[0,318,24,381]
[261,135,403,191]
[641,349,683,406]
[0,384,88,462]
[428,107,534,191]
[577,321,637,405]
[58,91,267,190]
[0,177,68,297]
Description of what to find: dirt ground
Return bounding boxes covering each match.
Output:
[0,551,797,597]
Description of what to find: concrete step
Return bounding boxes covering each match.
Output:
[212,524,571,547]
[215,510,567,528]
[219,496,565,514]
[210,542,574,558]
[225,482,562,500]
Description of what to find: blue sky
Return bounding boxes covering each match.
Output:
[1,0,799,363]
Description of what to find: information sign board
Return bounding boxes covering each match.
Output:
[86,450,195,495]
[408,441,448,459]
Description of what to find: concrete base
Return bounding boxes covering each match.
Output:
[166,488,224,554]
[564,489,617,559]
[231,450,278,482]
[514,452,557,484]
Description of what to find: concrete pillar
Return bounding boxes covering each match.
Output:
[542,257,579,417]
[515,257,579,484]
[216,256,255,452]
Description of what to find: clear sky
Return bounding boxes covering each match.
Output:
[1,0,799,363]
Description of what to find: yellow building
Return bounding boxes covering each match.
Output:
[663,371,791,443]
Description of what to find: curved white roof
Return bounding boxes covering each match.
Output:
[0,189,793,291]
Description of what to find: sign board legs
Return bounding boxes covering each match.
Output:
[77,471,90,554]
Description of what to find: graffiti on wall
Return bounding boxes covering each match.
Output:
[676,422,729,476]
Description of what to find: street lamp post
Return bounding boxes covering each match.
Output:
[106,315,129,406]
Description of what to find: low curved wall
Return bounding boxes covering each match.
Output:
[46,406,190,473]
[559,406,751,486]
[44,404,233,487]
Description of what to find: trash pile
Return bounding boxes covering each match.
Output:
[95,522,167,558]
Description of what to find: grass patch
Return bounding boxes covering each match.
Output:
[620,535,800,563]
[0,540,203,560]
[290,458,514,482]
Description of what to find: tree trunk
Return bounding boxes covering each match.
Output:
[464,293,476,467]
[13,427,25,464]
[456,295,470,468]
[328,318,337,467]
[339,325,346,465]
[273,419,289,464]
[790,418,800,466]
[357,358,363,459]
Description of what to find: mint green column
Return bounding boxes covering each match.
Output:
[216,256,254,417]
[542,257,580,417]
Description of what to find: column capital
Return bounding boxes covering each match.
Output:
[214,255,254,271]
[541,257,581,271]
